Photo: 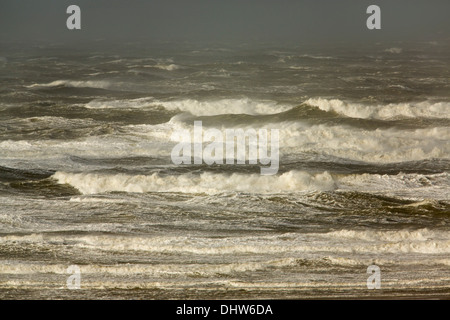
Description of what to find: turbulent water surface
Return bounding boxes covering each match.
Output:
[0,41,449,299]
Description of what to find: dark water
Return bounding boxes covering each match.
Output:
[0,41,449,299]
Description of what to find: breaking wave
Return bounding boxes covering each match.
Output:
[51,170,450,198]
[2,228,450,255]
[53,170,337,195]
[26,80,114,90]
[306,98,450,120]
[83,97,292,116]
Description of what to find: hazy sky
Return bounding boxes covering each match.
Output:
[1,0,449,45]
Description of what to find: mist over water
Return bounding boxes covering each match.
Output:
[0,0,450,299]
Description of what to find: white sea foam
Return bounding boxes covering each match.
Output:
[151,98,291,116]
[51,170,450,201]
[325,228,437,242]
[299,54,334,60]
[2,255,448,282]
[2,228,449,256]
[53,170,337,195]
[337,172,450,200]
[164,114,449,164]
[1,117,448,165]
[282,122,449,163]
[385,47,403,54]
[0,258,304,277]
[81,96,450,120]
[82,97,291,116]
[306,98,450,119]
[25,80,113,90]
[0,135,172,166]
[152,64,180,71]
[2,96,448,166]
[84,97,155,109]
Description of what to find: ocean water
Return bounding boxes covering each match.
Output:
[0,41,449,299]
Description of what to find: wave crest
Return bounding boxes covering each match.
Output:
[53,170,337,195]
[26,80,113,90]
[306,98,450,120]
[83,97,291,116]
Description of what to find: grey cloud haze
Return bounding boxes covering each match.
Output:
[0,0,449,44]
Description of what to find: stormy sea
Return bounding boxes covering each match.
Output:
[0,41,449,299]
